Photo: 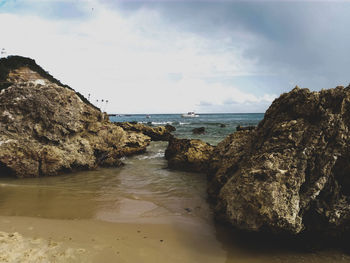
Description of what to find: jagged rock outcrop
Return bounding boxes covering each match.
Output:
[209,86,350,237]
[115,122,174,141]
[0,56,151,178]
[165,137,214,173]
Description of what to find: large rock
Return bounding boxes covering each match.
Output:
[0,56,151,178]
[209,86,350,237]
[165,137,214,173]
[208,130,255,199]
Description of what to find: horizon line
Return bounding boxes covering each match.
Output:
[107,112,265,115]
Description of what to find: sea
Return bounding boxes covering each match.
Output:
[0,113,349,262]
[109,113,264,145]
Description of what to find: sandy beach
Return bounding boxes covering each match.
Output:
[2,215,350,263]
[0,215,226,263]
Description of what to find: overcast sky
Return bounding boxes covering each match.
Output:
[1,0,349,113]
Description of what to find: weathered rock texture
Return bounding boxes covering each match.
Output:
[115,122,174,141]
[165,137,214,173]
[209,86,350,237]
[0,56,152,178]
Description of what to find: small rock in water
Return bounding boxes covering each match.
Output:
[219,124,226,128]
[236,125,255,131]
[192,127,205,134]
[165,137,214,173]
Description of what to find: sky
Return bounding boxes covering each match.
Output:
[0,0,350,114]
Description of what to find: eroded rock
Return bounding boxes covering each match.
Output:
[115,122,174,141]
[165,137,214,173]
[209,86,350,237]
[0,56,151,177]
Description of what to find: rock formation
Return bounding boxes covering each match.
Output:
[163,85,350,239]
[115,122,174,141]
[209,86,350,237]
[0,56,156,178]
[165,137,214,173]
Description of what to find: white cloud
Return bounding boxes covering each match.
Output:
[0,2,276,113]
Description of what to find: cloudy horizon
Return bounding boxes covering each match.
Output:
[1,0,349,113]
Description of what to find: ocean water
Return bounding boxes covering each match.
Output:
[110,113,264,145]
[1,113,349,262]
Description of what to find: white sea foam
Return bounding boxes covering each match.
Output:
[136,152,164,160]
[139,121,174,125]
[151,121,173,125]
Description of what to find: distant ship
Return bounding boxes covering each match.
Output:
[181,112,199,118]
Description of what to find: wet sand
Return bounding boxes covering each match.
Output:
[1,215,350,263]
[0,216,226,263]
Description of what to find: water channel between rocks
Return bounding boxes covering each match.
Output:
[0,141,349,262]
[1,113,350,262]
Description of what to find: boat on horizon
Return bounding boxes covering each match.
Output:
[181,112,199,118]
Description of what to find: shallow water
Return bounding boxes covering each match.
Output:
[0,142,210,224]
[1,114,350,262]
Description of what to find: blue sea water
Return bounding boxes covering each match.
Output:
[109,113,264,145]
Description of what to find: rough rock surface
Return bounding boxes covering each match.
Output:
[165,137,214,173]
[0,56,151,178]
[209,86,350,237]
[115,122,174,141]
